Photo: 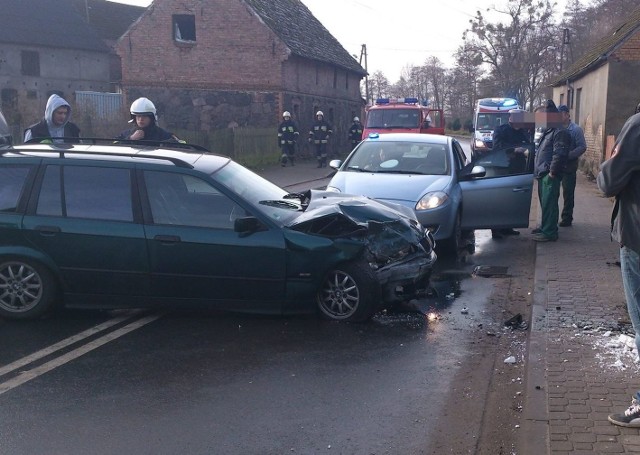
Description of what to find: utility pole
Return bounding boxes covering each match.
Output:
[359,44,370,105]
[559,28,574,73]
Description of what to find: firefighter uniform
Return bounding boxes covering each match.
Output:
[277,112,299,167]
[348,117,363,149]
[308,111,333,167]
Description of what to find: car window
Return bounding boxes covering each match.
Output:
[0,164,32,212]
[144,170,244,229]
[36,165,133,222]
[452,141,468,170]
[472,143,534,178]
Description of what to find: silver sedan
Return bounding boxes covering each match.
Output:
[327,133,535,255]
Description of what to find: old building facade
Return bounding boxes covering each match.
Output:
[115,0,367,156]
[0,0,112,136]
[551,7,640,176]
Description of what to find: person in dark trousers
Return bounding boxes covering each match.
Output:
[348,116,363,150]
[277,111,299,167]
[532,99,571,242]
[308,111,333,167]
[557,104,587,227]
[117,97,179,142]
[24,94,80,143]
[598,102,640,427]
[490,108,532,239]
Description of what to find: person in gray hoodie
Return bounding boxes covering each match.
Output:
[598,102,640,428]
[23,94,80,143]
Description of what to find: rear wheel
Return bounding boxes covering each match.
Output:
[316,261,379,322]
[0,258,57,320]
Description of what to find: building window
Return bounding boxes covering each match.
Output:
[1,89,18,109]
[333,69,338,88]
[346,74,349,90]
[21,51,40,76]
[173,15,196,43]
[559,93,564,106]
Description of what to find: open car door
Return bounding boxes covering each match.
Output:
[459,143,535,230]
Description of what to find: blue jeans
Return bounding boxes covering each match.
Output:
[621,247,640,357]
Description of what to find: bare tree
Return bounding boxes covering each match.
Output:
[368,71,391,101]
[463,0,559,108]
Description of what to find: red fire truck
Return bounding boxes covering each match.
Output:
[362,98,445,139]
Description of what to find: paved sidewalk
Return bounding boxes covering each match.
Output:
[256,160,640,454]
[524,172,640,454]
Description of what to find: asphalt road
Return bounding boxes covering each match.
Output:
[0,137,536,454]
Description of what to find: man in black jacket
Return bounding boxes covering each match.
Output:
[117,97,178,143]
[532,100,571,242]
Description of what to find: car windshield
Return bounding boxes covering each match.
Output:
[365,109,420,129]
[212,161,302,224]
[475,113,510,131]
[343,141,450,176]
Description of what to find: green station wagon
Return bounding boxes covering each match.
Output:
[0,139,436,322]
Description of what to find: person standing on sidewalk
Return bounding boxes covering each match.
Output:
[598,102,640,427]
[277,111,299,167]
[308,111,332,168]
[558,105,587,227]
[532,100,571,242]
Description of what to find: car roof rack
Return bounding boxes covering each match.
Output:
[23,137,213,153]
[7,148,196,169]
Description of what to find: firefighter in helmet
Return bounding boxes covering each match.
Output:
[308,110,333,167]
[348,116,363,150]
[117,97,180,142]
[277,111,299,167]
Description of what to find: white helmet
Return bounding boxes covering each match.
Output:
[130,97,157,121]
[283,111,291,118]
[316,111,324,117]
[353,116,359,122]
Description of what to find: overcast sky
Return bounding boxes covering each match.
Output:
[112,0,569,83]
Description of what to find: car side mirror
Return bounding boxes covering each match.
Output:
[329,159,342,170]
[234,216,264,236]
[460,165,486,181]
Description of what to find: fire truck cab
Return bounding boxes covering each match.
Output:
[362,98,445,139]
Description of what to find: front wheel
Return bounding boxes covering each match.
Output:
[0,258,58,320]
[316,261,379,322]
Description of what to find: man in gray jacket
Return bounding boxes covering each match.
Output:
[598,102,640,427]
[558,105,587,227]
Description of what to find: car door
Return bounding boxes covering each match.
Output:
[21,162,150,303]
[140,168,287,312]
[459,141,535,230]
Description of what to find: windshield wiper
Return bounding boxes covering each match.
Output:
[259,200,301,210]
[346,166,367,172]
[376,169,420,174]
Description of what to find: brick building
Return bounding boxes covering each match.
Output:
[115,0,367,156]
[550,7,640,176]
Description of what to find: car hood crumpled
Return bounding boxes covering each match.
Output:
[286,190,432,261]
[329,172,450,203]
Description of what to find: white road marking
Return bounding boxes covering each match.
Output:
[0,313,161,395]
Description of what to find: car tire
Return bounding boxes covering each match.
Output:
[316,261,379,322]
[0,258,58,320]
[440,211,462,257]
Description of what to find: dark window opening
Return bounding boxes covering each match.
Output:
[1,89,18,109]
[173,14,196,42]
[21,51,40,76]
[333,69,338,88]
